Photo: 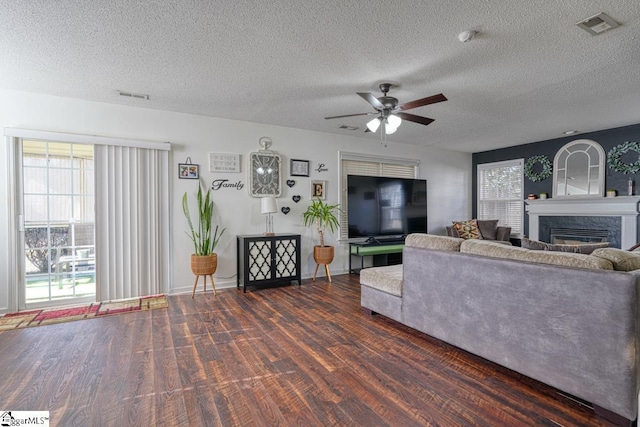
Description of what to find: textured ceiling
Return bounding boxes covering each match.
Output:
[1,0,639,152]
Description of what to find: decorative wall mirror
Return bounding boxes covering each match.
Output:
[249,151,282,197]
[552,139,605,198]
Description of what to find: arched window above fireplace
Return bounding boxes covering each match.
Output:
[553,139,605,199]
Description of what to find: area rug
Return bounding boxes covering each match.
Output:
[0,294,168,332]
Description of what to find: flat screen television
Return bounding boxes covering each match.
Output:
[347,175,427,240]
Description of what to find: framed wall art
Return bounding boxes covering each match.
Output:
[209,153,241,173]
[179,163,199,179]
[249,151,282,197]
[310,180,326,200]
[290,159,310,177]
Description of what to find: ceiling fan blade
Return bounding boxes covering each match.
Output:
[357,92,385,110]
[396,112,435,126]
[324,112,373,120]
[398,93,447,111]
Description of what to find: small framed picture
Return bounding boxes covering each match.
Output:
[311,180,326,200]
[179,163,199,179]
[290,159,310,177]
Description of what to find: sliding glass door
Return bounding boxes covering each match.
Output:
[22,140,95,307]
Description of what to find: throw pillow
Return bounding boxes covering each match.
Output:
[477,219,499,240]
[521,238,609,255]
[452,219,482,240]
[591,248,640,271]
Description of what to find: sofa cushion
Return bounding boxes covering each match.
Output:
[460,239,614,270]
[452,219,482,239]
[405,233,464,251]
[360,264,403,297]
[591,248,640,271]
[477,219,499,240]
[521,238,610,255]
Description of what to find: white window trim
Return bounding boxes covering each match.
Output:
[4,128,170,151]
[477,158,524,236]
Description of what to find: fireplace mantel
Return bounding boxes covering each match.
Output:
[525,196,640,249]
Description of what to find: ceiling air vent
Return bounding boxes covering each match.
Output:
[576,12,620,35]
[116,90,150,100]
[338,125,359,131]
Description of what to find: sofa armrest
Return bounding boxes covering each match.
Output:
[496,226,511,241]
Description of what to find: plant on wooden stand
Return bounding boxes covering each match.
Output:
[302,199,341,282]
[182,184,225,297]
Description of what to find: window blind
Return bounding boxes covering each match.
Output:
[477,159,523,236]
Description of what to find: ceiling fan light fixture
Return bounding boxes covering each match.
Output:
[387,114,402,128]
[385,125,397,135]
[367,117,381,132]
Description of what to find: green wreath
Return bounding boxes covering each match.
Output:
[607,141,640,174]
[524,155,552,182]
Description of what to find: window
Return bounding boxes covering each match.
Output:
[340,152,418,240]
[477,159,523,236]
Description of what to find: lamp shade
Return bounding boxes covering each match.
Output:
[384,115,401,134]
[261,196,277,214]
[366,117,381,132]
[387,114,401,128]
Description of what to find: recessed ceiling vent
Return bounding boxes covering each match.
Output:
[576,12,620,35]
[338,124,359,131]
[116,90,150,100]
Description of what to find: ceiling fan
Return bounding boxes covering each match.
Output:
[325,83,447,134]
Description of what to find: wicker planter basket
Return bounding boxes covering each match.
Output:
[313,245,335,265]
[191,253,218,276]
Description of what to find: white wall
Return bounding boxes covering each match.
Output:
[0,89,471,311]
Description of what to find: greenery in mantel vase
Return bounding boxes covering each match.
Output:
[607,141,640,174]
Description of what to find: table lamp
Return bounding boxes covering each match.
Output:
[261,197,277,236]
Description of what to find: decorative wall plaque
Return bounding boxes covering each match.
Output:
[209,153,241,173]
[249,151,282,197]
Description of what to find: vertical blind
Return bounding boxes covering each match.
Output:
[94,145,170,300]
[340,153,418,240]
[477,159,523,235]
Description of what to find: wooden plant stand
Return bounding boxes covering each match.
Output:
[192,273,216,298]
[313,263,332,283]
[190,253,218,298]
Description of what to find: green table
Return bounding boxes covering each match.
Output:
[349,242,404,274]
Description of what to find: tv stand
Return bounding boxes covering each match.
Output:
[365,235,406,245]
[349,239,404,274]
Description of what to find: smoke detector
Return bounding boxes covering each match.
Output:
[457,30,477,43]
[576,12,619,35]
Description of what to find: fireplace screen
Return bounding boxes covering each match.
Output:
[550,228,609,245]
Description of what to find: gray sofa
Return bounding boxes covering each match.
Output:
[360,234,640,426]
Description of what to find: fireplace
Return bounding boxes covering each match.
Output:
[539,216,620,248]
[550,228,609,245]
[525,197,640,250]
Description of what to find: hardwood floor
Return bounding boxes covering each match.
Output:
[0,274,617,426]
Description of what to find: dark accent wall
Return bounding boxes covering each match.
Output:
[472,123,640,239]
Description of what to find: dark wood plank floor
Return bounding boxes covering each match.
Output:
[0,274,617,426]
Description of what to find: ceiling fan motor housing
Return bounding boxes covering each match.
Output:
[378,96,398,110]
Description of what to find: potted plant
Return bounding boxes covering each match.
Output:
[302,199,341,281]
[182,184,225,294]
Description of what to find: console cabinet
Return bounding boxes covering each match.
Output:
[237,234,301,292]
